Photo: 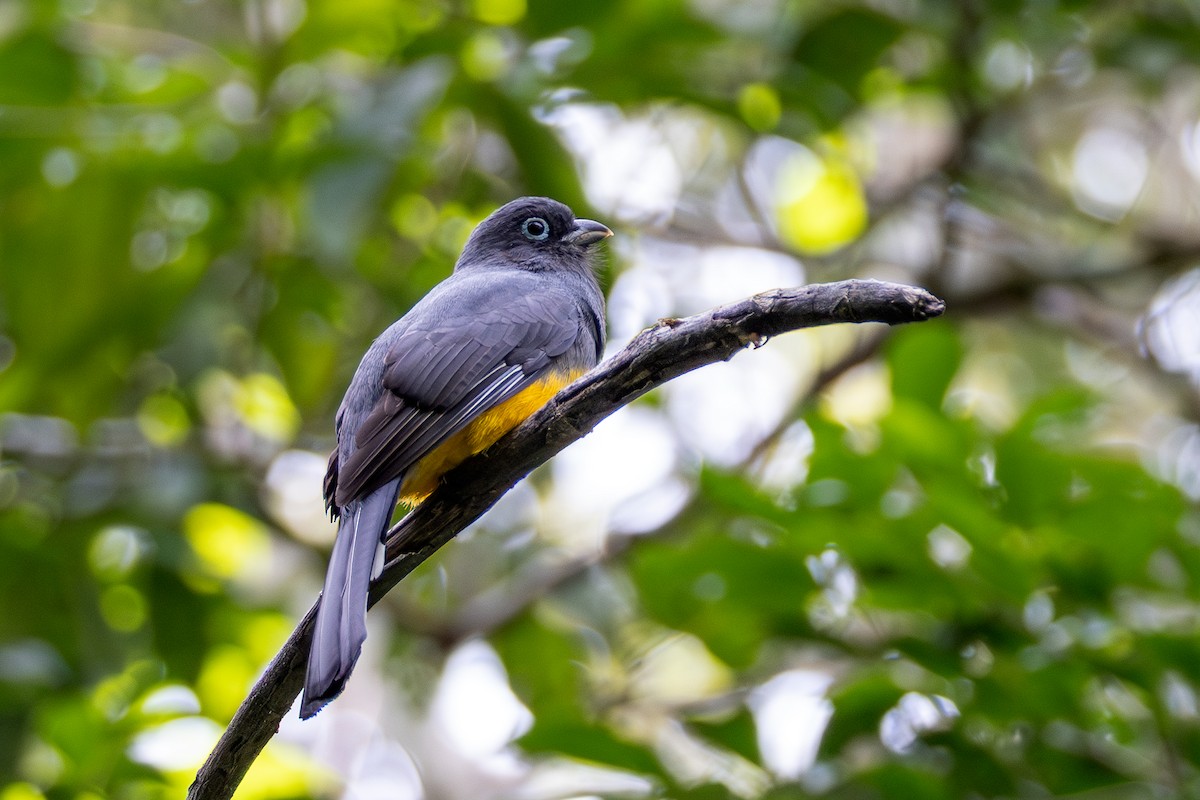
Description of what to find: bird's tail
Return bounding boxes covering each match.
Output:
[301,478,400,719]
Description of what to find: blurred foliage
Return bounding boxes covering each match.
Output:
[4,0,1200,799]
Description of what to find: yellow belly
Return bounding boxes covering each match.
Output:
[398,370,582,505]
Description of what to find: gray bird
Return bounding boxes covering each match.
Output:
[302,196,611,718]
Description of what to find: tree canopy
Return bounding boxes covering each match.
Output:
[2,0,1200,799]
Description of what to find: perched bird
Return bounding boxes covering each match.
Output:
[302,196,611,718]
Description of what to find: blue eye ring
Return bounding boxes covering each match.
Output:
[522,217,550,241]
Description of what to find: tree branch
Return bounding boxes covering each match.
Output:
[187,279,944,800]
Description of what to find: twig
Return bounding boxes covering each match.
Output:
[187,279,945,800]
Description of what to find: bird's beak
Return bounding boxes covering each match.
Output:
[564,218,613,247]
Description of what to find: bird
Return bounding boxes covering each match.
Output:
[301,196,611,719]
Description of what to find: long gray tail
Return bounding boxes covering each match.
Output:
[301,478,401,719]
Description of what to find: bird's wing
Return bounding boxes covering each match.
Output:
[330,288,582,508]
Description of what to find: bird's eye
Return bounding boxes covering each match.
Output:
[522,217,550,241]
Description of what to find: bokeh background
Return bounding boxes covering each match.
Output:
[4,0,1200,798]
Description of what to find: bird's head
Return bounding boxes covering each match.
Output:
[455,196,612,273]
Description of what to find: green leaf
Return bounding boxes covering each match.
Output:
[793,9,906,97]
[0,33,75,104]
[821,668,903,756]
[838,762,955,800]
[887,323,962,411]
[520,719,664,777]
[493,615,587,726]
[689,708,759,763]
[629,526,816,667]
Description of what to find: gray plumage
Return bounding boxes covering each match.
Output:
[302,197,609,719]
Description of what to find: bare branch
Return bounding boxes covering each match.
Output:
[187,279,944,800]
